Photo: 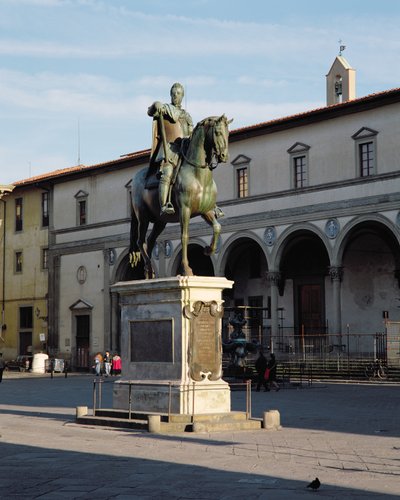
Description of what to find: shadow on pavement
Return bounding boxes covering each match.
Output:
[0,441,398,499]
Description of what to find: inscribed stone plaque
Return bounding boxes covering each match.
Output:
[184,301,223,381]
[130,319,173,363]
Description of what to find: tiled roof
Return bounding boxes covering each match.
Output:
[13,87,400,187]
[230,87,400,138]
[13,148,151,186]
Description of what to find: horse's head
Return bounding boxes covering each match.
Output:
[212,114,233,164]
[189,115,233,168]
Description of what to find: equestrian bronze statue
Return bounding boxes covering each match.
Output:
[129,86,232,278]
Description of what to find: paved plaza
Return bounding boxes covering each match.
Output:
[0,372,399,499]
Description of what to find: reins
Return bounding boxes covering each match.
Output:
[180,120,221,170]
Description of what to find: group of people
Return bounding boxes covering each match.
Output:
[255,351,280,392]
[93,351,122,377]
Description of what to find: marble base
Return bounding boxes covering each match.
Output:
[111,276,233,415]
[113,379,231,415]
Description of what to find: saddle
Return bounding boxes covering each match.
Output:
[144,137,190,190]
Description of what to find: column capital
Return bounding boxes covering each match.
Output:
[266,271,284,296]
[329,266,343,282]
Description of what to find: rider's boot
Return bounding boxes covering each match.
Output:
[159,176,175,215]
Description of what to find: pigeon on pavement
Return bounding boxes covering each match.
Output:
[307,477,321,490]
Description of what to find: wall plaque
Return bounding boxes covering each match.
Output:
[184,301,223,381]
[130,319,173,363]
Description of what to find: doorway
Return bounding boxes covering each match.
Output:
[295,281,326,353]
[298,284,325,334]
[75,314,90,370]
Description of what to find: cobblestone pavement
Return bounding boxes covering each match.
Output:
[0,372,399,499]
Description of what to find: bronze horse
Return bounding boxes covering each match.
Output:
[129,114,232,278]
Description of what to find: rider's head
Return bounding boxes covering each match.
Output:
[170,82,184,107]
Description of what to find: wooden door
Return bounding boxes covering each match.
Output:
[75,315,90,370]
[299,284,324,334]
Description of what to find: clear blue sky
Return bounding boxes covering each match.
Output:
[1,0,400,183]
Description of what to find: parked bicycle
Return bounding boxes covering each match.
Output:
[365,359,388,380]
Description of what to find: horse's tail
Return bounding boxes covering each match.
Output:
[129,209,141,268]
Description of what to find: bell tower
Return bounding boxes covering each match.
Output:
[326,46,356,106]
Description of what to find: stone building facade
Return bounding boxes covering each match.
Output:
[0,183,49,360]
[3,57,400,367]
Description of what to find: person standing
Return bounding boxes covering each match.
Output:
[112,353,122,376]
[0,353,6,382]
[94,352,103,376]
[255,350,269,392]
[267,353,280,391]
[103,350,112,377]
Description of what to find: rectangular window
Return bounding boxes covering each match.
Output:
[15,251,23,273]
[42,247,48,270]
[236,167,248,198]
[20,306,33,329]
[15,198,23,231]
[42,192,49,227]
[359,141,374,177]
[294,156,307,188]
[79,200,86,225]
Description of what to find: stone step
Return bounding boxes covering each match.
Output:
[76,414,147,430]
[76,410,262,433]
[192,418,262,433]
[94,409,251,424]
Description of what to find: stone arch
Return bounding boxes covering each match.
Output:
[169,239,215,277]
[218,233,269,336]
[335,214,400,267]
[217,231,270,276]
[112,248,146,282]
[273,225,331,339]
[273,223,332,270]
[333,215,400,332]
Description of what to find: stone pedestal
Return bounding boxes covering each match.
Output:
[111,276,233,415]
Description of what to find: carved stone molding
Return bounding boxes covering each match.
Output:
[183,301,223,382]
[266,271,285,296]
[329,266,344,282]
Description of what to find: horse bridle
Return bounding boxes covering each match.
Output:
[180,119,224,170]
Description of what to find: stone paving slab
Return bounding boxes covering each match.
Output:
[0,374,400,498]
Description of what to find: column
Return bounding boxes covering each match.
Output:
[267,271,281,346]
[110,291,120,353]
[329,266,343,336]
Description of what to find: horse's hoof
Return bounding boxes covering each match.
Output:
[144,268,156,279]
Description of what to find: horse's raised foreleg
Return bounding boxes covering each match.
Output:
[201,210,221,256]
[180,206,193,276]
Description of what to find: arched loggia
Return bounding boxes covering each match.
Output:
[170,243,215,277]
[278,230,330,351]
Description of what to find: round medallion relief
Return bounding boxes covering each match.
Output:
[325,219,340,239]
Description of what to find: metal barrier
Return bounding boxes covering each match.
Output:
[92,378,252,419]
